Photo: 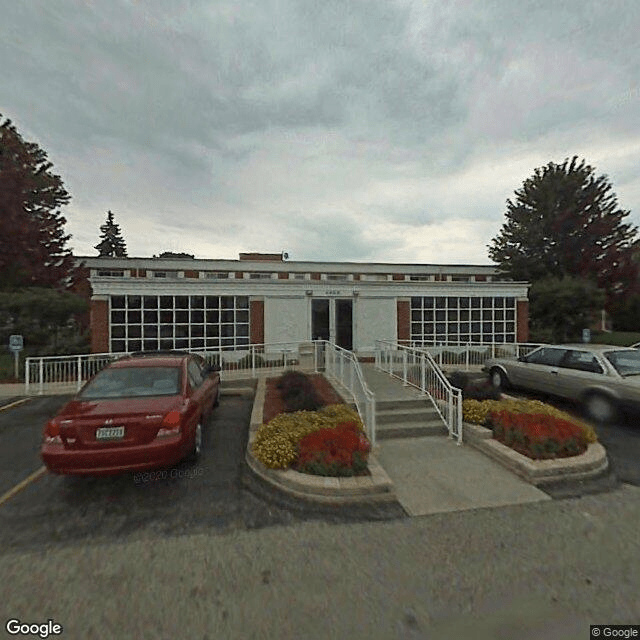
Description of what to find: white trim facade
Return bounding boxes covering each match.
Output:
[79,255,530,356]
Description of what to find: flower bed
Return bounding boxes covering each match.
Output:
[489,410,588,460]
[293,421,370,477]
[463,398,598,443]
[262,373,344,424]
[253,371,371,476]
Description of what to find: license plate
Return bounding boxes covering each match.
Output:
[96,426,125,440]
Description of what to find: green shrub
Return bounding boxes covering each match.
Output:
[448,371,501,401]
[276,370,323,412]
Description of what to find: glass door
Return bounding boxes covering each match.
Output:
[335,299,353,350]
[311,299,330,341]
[311,298,353,350]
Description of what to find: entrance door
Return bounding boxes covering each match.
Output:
[311,298,353,350]
[335,299,352,350]
[311,299,330,341]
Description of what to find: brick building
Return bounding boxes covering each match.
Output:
[78,252,530,356]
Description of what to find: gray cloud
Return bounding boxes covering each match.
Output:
[2,0,640,262]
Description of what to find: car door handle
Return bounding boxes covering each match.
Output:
[550,369,559,375]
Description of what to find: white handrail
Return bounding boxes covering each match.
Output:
[404,340,545,370]
[321,341,376,447]
[24,339,378,448]
[375,339,463,444]
[24,342,317,395]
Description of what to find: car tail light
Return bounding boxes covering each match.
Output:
[156,410,182,438]
[43,419,62,445]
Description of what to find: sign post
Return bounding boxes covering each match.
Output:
[9,335,24,380]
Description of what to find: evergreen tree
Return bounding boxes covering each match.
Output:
[0,115,74,289]
[488,156,639,305]
[95,210,127,257]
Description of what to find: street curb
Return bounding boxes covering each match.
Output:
[246,376,397,504]
[462,421,609,486]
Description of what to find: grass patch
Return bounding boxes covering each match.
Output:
[590,331,640,346]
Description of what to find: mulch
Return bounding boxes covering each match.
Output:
[262,374,345,424]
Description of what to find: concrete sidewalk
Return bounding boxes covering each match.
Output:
[360,363,550,515]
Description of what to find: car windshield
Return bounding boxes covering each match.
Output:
[79,366,182,398]
[603,350,640,376]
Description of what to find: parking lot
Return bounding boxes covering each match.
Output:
[0,392,405,555]
[1,375,637,555]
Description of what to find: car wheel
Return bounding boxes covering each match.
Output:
[584,394,617,424]
[490,368,508,390]
[187,422,202,462]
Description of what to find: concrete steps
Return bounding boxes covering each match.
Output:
[376,421,448,440]
[220,377,256,396]
[375,399,448,440]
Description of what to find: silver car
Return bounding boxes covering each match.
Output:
[482,344,640,422]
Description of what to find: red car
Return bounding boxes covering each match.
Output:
[41,352,220,476]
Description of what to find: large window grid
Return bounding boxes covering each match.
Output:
[109,295,250,353]
[410,296,516,344]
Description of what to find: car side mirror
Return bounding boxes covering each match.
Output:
[517,356,527,362]
[205,363,221,374]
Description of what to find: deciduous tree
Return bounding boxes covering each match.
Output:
[0,115,74,289]
[488,156,639,305]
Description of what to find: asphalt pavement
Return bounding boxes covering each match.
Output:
[1,380,639,638]
[1,484,639,639]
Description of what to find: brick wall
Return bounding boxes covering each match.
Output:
[239,253,283,261]
[250,299,264,344]
[397,300,410,343]
[90,298,109,353]
[516,299,529,343]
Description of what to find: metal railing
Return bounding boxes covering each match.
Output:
[375,340,463,444]
[322,342,376,447]
[24,340,377,446]
[401,340,545,370]
[24,342,322,395]
[25,352,123,395]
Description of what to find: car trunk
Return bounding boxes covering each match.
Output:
[56,396,183,450]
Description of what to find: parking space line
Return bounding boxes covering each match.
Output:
[0,467,46,508]
[0,398,32,412]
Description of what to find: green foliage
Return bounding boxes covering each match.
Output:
[590,330,640,346]
[528,275,605,343]
[608,294,640,332]
[0,115,74,289]
[276,370,323,412]
[95,210,127,257]
[448,371,501,400]
[488,156,639,305]
[0,287,89,354]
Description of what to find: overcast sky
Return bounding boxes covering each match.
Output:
[2,0,639,265]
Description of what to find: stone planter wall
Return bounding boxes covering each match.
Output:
[462,421,609,486]
[247,376,396,504]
